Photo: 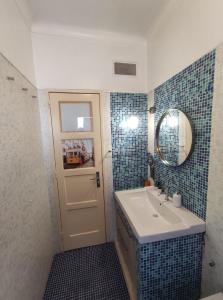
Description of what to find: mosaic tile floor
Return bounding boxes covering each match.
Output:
[43,242,130,300]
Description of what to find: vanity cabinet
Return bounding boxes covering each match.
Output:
[115,202,203,300]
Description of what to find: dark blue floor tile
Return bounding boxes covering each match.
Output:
[44,242,130,300]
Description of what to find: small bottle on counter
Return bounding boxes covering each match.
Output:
[144,177,154,187]
[173,192,182,208]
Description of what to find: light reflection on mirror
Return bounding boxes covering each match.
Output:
[120,116,139,129]
[166,115,178,128]
[156,109,193,167]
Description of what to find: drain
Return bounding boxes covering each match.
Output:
[152,214,159,218]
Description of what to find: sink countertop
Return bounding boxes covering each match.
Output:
[115,187,206,244]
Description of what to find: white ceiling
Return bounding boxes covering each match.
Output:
[28,0,170,38]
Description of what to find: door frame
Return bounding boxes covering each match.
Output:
[47,89,108,251]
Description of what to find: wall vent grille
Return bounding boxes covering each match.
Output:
[114,62,136,76]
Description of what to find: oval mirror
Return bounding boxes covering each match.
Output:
[155,109,194,167]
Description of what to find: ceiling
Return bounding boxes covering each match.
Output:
[28,0,170,37]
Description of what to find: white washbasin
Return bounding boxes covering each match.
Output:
[115,187,205,244]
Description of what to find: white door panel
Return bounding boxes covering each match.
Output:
[50,92,106,250]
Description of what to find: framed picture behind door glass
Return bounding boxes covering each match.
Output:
[62,139,95,169]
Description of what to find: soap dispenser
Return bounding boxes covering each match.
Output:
[173,192,182,208]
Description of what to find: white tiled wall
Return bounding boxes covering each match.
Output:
[38,90,60,251]
[202,44,223,297]
[0,54,57,300]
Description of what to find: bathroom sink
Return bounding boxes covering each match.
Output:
[115,187,205,244]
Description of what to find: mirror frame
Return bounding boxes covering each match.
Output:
[155,108,195,167]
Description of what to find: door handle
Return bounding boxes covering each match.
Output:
[89,172,100,188]
[96,172,100,188]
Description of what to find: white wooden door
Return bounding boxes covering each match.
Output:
[49,92,106,251]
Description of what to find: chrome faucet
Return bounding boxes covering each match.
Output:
[159,189,169,206]
[157,180,170,201]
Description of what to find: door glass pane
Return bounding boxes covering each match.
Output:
[62,139,95,169]
[60,102,92,132]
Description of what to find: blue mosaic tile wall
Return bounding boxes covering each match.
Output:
[116,201,203,300]
[154,50,216,220]
[138,234,203,300]
[110,93,148,191]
